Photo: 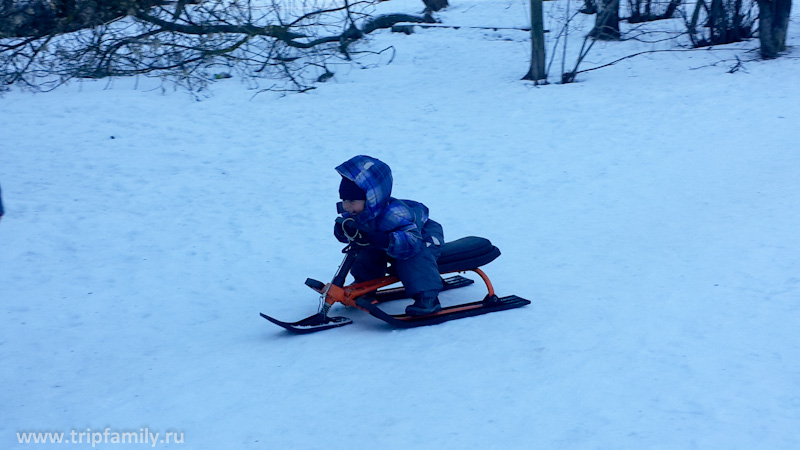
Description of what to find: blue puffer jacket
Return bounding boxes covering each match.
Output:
[336,155,431,260]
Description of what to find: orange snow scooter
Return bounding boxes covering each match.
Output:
[260,217,530,333]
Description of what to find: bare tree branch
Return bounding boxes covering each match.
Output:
[1,0,436,93]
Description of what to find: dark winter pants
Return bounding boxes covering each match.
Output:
[350,220,444,298]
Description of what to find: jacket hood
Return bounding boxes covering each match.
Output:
[335,155,393,223]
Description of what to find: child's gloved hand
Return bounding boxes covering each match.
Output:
[334,217,390,249]
[335,217,360,243]
[334,220,349,243]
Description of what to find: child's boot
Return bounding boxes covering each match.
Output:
[405,291,441,316]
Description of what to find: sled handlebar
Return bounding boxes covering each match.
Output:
[331,250,358,287]
[331,217,367,287]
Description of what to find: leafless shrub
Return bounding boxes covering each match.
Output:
[684,0,756,47]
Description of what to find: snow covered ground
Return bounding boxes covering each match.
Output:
[2,0,800,448]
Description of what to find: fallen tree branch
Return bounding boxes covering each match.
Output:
[391,22,535,32]
[1,1,437,93]
[575,46,755,76]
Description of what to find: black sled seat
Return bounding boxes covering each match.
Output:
[436,237,501,274]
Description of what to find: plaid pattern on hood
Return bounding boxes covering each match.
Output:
[335,155,393,223]
[335,155,430,260]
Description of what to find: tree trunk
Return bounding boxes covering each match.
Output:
[662,0,682,18]
[422,0,448,12]
[523,0,546,83]
[709,0,727,43]
[757,0,792,58]
[580,0,598,14]
[590,0,620,40]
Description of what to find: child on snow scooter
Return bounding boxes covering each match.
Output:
[333,155,444,316]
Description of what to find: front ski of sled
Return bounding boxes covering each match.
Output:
[356,295,530,328]
[260,312,352,333]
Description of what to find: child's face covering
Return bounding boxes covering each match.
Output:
[342,199,366,216]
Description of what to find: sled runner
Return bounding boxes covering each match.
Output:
[260,235,530,333]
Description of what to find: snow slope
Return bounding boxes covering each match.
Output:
[2,0,800,448]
